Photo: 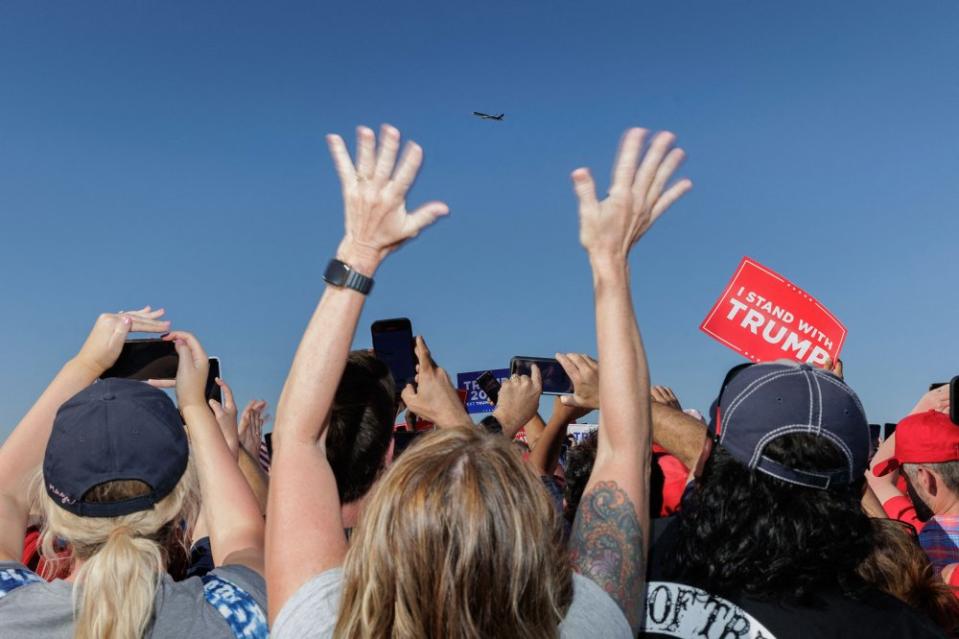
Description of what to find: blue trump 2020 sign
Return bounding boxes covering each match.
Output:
[457,369,511,414]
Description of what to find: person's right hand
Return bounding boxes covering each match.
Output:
[571,128,692,263]
[75,306,170,374]
[493,366,542,435]
[557,353,600,412]
[910,384,950,415]
[164,331,210,413]
[328,124,450,275]
[209,378,242,459]
[400,336,472,429]
[651,385,682,411]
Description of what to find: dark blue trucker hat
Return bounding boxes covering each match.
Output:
[43,378,189,517]
[710,361,869,490]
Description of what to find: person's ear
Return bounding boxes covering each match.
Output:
[920,466,939,497]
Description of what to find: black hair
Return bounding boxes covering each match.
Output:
[325,352,396,503]
[666,433,873,602]
[563,431,665,525]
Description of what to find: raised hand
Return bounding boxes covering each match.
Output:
[400,336,472,429]
[75,306,170,374]
[650,385,682,411]
[493,365,542,437]
[239,400,269,458]
[557,353,600,413]
[571,128,692,262]
[910,384,950,416]
[328,124,450,274]
[164,331,210,413]
[209,378,241,458]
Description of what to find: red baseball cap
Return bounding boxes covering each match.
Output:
[873,411,959,476]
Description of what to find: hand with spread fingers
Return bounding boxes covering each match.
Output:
[571,128,692,263]
[493,366,543,439]
[209,378,242,459]
[557,353,600,413]
[400,336,472,429]
[328,124,450,275]
[239,400,269,459]
[75,306,171,375]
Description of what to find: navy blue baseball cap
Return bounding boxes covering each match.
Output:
[709,360,870,490]
[43,378,189,517]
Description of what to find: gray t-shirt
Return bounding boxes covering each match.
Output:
[0,561,268,639]
[272,567,631,638]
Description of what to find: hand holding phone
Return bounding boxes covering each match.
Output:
[492,365,542,437]
[510,356,574,395]
[476,371,502,405]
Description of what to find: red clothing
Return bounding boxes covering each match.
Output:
[21,527,71,580]
[881,495,924,533]
[654,449,690,517]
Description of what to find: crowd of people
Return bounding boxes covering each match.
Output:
[0,123,957,638]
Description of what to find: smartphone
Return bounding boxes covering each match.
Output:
[206,357,222,404]
[931,382,947,392]
[951,377,959,425]
[101,339,178,381]
[371,318,416,390]
[264,432,274,460]
[868,423,882,447]
[477,371,501,404]
[510,356,573,395]
[883,422,898,439]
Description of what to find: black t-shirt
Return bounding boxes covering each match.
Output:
[645,517,946,639]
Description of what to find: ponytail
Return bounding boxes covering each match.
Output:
[73,526,165,639]
[35,460,199,639]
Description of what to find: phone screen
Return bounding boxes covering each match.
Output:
[372,319,416,389]
[951,377,959,426]
[510,356,574,395]
[206,358,221,404]
[101,339,178,381]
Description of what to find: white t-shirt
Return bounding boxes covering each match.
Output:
[272,567,632,638]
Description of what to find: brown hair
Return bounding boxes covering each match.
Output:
[334,426,573,639]
[857,518,959,634]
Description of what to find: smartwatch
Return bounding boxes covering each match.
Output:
[323,259,374,295]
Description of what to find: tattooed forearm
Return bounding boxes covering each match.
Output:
[568,481,645,631]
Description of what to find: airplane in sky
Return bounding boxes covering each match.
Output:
[473,112,505,121]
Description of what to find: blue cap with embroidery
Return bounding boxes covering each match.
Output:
[43,378,189,517]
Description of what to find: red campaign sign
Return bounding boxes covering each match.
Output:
[700,257,846,366]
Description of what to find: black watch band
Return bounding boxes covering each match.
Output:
[323,259,374,295]
[480,415,504,435]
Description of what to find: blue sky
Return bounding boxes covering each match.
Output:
[1,1,958,439]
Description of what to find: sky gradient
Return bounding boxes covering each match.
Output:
[2,0,958,438]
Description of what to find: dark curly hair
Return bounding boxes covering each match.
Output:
[563,431,665,526]
[666,433,873,602]
[325,352,396,503]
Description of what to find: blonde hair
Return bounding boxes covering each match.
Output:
[34,457,199,639]
[335,426,572,639]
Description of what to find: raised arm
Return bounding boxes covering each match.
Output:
[0,308,169,563]
[650,402,707,471]
[167,332,265,572]
[265,124,448,621]
[566,128,691,631]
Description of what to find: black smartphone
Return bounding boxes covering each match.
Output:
[883,422,898,439]
[510,356,573,395]
[371,318,416,390]
[101,339,178,381]
[868,423,882,447]
[477,371,501,404]
[930,382,947,392]
[951,377,959,426]
[206,357,222,404]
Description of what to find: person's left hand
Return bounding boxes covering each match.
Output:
[238,399,269,458]
[208,378,241,459]
[400,336,472,428]
[328,124,450,275]
[75,306,171,375]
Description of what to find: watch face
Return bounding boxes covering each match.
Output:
[324,260,349,286]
